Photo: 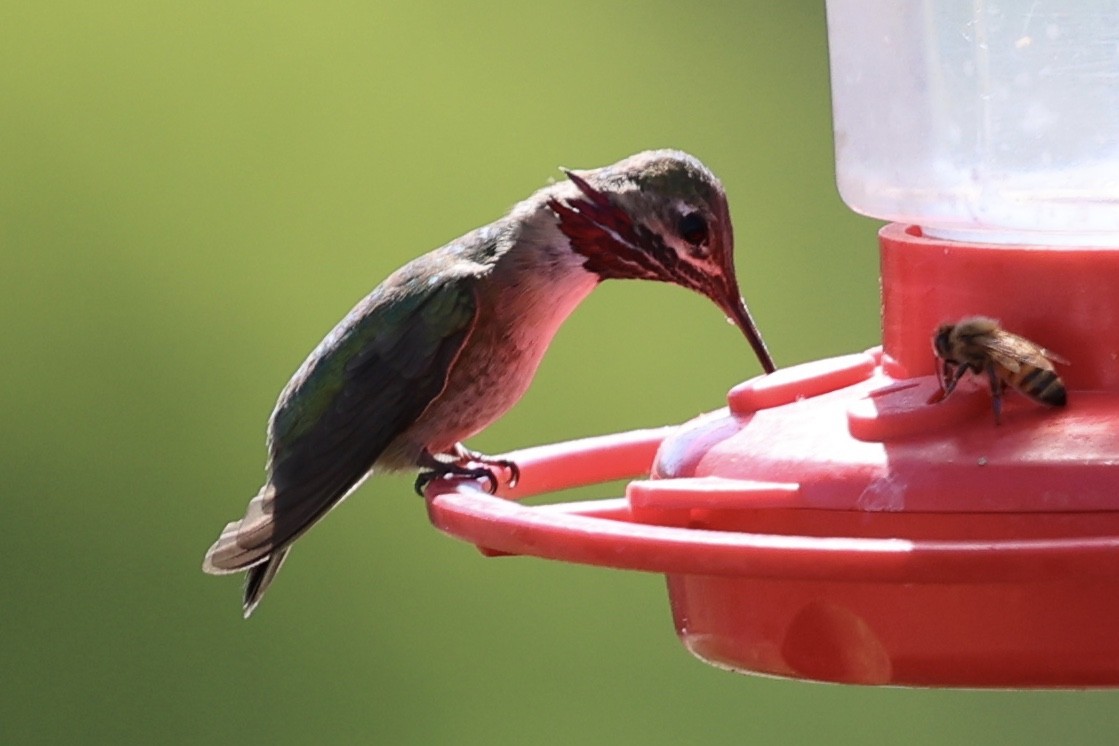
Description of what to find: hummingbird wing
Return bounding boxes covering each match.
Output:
[203,264,480,577]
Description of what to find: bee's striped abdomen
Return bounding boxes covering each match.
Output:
[1005,365,1067,407]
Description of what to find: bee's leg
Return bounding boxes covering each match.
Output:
[941,361,965,399]
[937,360,950,394]
[986,362,1004,424]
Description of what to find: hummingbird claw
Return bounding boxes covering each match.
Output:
[414,471,436,497]
[502,459,520,488]
[467,456,519,489]
[480,469,501,495]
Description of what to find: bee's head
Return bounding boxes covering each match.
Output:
[932,324,956,361]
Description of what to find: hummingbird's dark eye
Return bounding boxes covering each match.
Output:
[678,213,709,246]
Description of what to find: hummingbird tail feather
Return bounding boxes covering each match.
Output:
[201,484,279,574]
[243,548,290,618]
[203,482,306,616]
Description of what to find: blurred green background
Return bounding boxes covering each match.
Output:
[4,2,1118,744]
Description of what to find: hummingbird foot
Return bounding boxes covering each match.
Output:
[450,444,520,488]
[414,448,520,497]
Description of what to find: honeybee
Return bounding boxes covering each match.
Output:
[931,316,1068,423]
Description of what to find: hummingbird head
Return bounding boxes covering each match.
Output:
[547,150,776,374]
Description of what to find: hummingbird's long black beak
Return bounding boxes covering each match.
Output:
[717,293,776,374]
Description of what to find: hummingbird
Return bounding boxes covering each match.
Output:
[202,149,776,617]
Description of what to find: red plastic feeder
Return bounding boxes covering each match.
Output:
[426,224,1119,688]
